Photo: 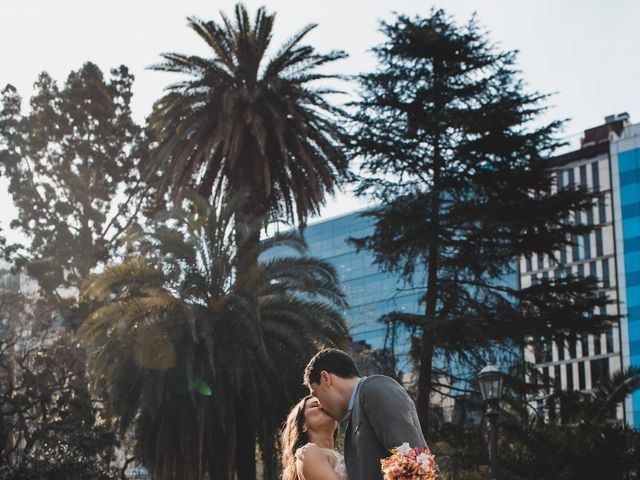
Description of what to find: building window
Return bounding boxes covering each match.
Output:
[581,335,590,357]
[568,168,575,189]
[594,335,601,356]
[535,337,552,363]
[578,362,586,390]
[583,233,591,259]
[557,341,565,361]
[590,358,609,388]
[592,162,600,189]
[580,164,588,187]
[554,365,561,389]
[606,328,614,353]
[569,338,577,358]
[598,293,607,316]
[587,204,595,225]
[577,264,585,277]
[566,364,574,390]
[572,235,581,261]
[599,194,607,223]
[602,259,610,288]
[526,256,532,272]
[560,245,568,264]
[590,261,599,277]
[538,254,544,270]
[544,367,551,392]
[595,229,603,257]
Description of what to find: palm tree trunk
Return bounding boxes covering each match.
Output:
[214,398,237,480]
[233,190,265,280]
[233,189,264,480]
[235,405,257,480]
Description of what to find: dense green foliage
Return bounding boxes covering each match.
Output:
[349,9,616,434]
[80,194,348,480]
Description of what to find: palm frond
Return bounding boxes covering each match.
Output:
[587,367,640,422]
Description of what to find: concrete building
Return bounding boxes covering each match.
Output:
[521,113,640,426]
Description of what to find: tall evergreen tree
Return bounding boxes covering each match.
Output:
[349,10,615,435]
[0,63,148,477]
[0,64,149,306]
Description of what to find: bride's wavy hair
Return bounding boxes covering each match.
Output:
[280,396,311,480]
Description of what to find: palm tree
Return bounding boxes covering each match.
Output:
[80,194,348,480]
[147,3,349,248]
[497,367,640,479]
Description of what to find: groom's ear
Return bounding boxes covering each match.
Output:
[320,370,331,386]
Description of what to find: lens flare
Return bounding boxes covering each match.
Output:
[190,378,213,396]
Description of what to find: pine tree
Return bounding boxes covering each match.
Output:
[349,10,616,435]
[0,64,149,306]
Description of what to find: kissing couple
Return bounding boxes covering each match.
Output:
[280,348,428,480]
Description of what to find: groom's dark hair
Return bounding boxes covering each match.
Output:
[304,348,361,386]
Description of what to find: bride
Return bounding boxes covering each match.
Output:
[280,396,347,480]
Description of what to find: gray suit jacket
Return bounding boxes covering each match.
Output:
[344,375,427,480]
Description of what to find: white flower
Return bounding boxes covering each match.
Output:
[416,452,431,470]
[396,442,412,455]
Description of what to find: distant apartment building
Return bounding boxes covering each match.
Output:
[522,113,640,426]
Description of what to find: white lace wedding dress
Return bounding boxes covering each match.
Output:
[295,446,348,480]
[325,448,347,480]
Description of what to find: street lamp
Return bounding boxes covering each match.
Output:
[478,364,505,480]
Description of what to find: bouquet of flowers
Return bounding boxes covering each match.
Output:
[380,443,439,480]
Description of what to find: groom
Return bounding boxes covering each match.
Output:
[304,348,427,479]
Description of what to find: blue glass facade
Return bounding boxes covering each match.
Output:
[301,210,519,377]
[618,146,640,427]
[303,211,421,372]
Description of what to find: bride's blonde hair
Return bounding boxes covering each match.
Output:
[280,396,311,480]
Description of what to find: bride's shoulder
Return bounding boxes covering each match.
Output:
[296,443,338,466]
[296,444,343,480]
[295,442,323,462]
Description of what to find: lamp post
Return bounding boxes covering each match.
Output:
[478,364,505,480]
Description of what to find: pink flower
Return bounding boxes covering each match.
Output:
[381,445,439,480]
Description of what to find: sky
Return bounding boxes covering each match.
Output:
[1,0,639,237]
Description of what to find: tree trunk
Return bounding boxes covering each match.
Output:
[233,187,263,480]
[416,89,443,437]
[233,193,264,283]
[235,406,257,480]
[417,241,439,437]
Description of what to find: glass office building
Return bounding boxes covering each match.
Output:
[299,114,640,427]
[611,121,640,427]
[301,206,519,379]
[302,211,422,373]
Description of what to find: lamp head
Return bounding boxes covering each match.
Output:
[478,364,505,402]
